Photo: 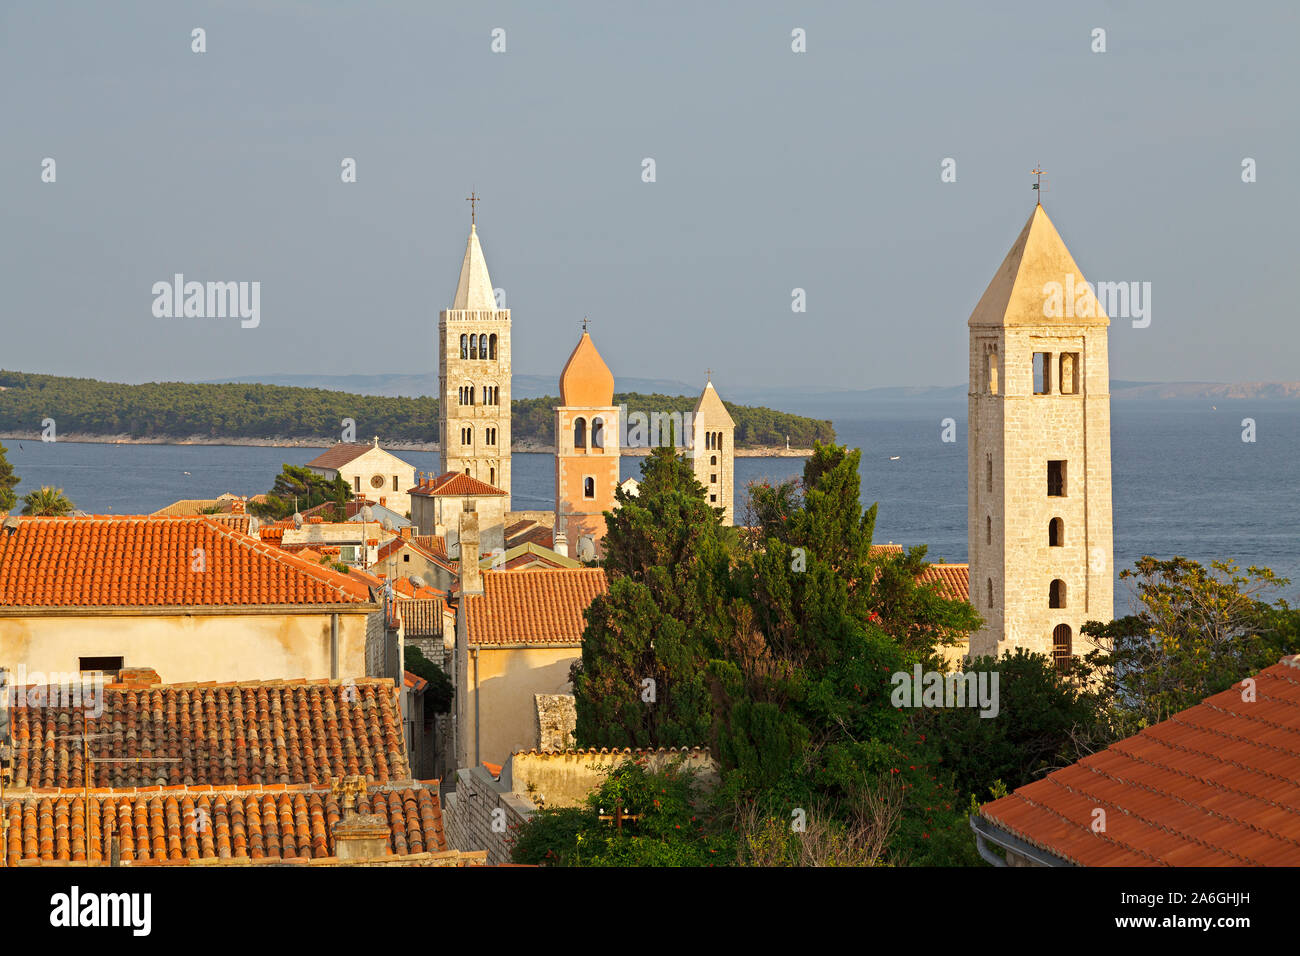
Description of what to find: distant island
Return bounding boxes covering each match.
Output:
[0,371,834,453]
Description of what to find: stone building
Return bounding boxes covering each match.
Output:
[553,329,621,560]
[408,470,507,558]
[966,203,1113,664]
[304,438,417,518]
[691,377,736,525]
[437,220,512,508]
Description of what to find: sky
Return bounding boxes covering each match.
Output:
[1,1,1296,391]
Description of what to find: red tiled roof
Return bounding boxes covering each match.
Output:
[0,516,371,607]
[6,679,409,789]
[918,563,969,603]
[506,524,555,550]
[404,671,428,693]
[980,656,1300,866]
[412,534,447,557]
[2,784,445,865]
[305,443,376,470]
[398,598,446,638]
[465,568,607,646]
[409,471,506,498]
[375,536,449,568]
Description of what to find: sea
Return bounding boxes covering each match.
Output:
[5,399,1298,615]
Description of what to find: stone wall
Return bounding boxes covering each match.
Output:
[535,693,576,751]
[503,747,718,809]
[441,766,534,866]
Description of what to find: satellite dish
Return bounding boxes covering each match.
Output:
[293,512,303,529]
[576,536,596,562]
[382,517,394,531]
[361,505,375,522]
[409,575,425,589]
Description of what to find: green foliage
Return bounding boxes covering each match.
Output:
[1082,555,1299,733]
[20,486,74,516]
[0,442,17,512]
[250,464,352,520]
[509,759,733,866]
[916,649,1110,800]
[402,645,454,714]
[0,371,834,449]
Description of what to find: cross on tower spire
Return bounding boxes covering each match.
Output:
[582,315,589,332]
[706,368,713,384]
[1031,166,1046,204]
[466,190,480,224]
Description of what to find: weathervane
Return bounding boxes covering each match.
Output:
[1031,166,1046,204]
[582,316,589,332]
[466,190,480,225]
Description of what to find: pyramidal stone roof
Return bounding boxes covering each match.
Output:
[559,331,615,407]
[450,224,497,311]
[968,204,1110,329]
[693,380,735,428]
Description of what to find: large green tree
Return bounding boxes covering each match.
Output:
[249,464,352,520]
[0,442,17,512]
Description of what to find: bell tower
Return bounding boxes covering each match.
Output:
[554,327,620,559]
[437,204,511,508]
[967,202,1113,666]
[691,375,736,525]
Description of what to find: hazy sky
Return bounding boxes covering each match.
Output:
[2,1,1296,390]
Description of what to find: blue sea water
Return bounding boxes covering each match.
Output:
[5,399,1298,613]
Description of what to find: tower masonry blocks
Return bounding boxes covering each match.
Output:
[967,205,1114,663]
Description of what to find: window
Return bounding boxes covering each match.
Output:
[710,455,717,465]
[592,417,605,450]
[987,348,999,395]
[987,578,993,608]
[490,467,495,486]
[1049,517,1064,547]
[370,474,385,489]
[486,427,496,446]
[583,477,595,499]
[1049,579,1066,609]
[460,334,468,360]
[1047,460,1066,497]
[710,494,717,502]
[403,553,410,563]
[705,432,712,450]
[711,474,717,483]
[393,476,399,491]
[489,334,497,360]
[1052,624,1072,671]
[354,476,361,492]
[1032,352,1052,394]
[986,516,991,546]
[79,656,123,680]
[469,335,479,360]
[574,418,587,449]
[462,427,473,446]
[1059,352,1079,394]
[986,455,993,493]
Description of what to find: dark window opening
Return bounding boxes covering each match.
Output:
[583,477,595,499]
[79,656,124,680]
[1052,624,1072,671]
[1047,460,1066,497]
[1049,517,1064,547]
[1049,579,1066,609]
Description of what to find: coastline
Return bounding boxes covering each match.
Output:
[0,432,812,458]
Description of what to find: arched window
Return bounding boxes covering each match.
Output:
[986,455,992,492]
[987,578,993,608]
[986,516,992,546]
[1049,518,1064,547]
[1052,624,1072,671]
[469,335,478,360]
[710,455,717,465]
[489,334,498,360]
[574,417,587,449]
[490,467,495,486]
[460,334,468,360]
[988,349,999,395]
[705,432,712,450]
[1049,579,1066,609]
[591,417,604,450]
[462,426,473,446]
[584,477,595,499]
[478,334,488,359]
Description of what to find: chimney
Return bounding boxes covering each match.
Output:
[231,498,246,515]
[553,521,568,559]
[399,526,412,541]
[117,667,160,688]
[329,775,390,860]
[459,512,483,595]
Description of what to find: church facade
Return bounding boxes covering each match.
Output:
[437,220,512,510]
[967,203,1114,666]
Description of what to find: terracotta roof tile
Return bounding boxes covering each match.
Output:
[2,784,444,865]
[981,657,1300,866]
[0,516,371,607]
[917,563,969,603]
[6,678,408,789]
[409,472,506,498]
[304,443,375,470]
[465,568,607,646]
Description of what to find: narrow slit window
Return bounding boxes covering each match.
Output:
[1033,352,1052,394]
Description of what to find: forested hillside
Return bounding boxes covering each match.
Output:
[0,371,834,448]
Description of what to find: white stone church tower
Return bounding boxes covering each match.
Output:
[437,217,511,509]
[691,377,736,525]
[967,203,1113,666]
